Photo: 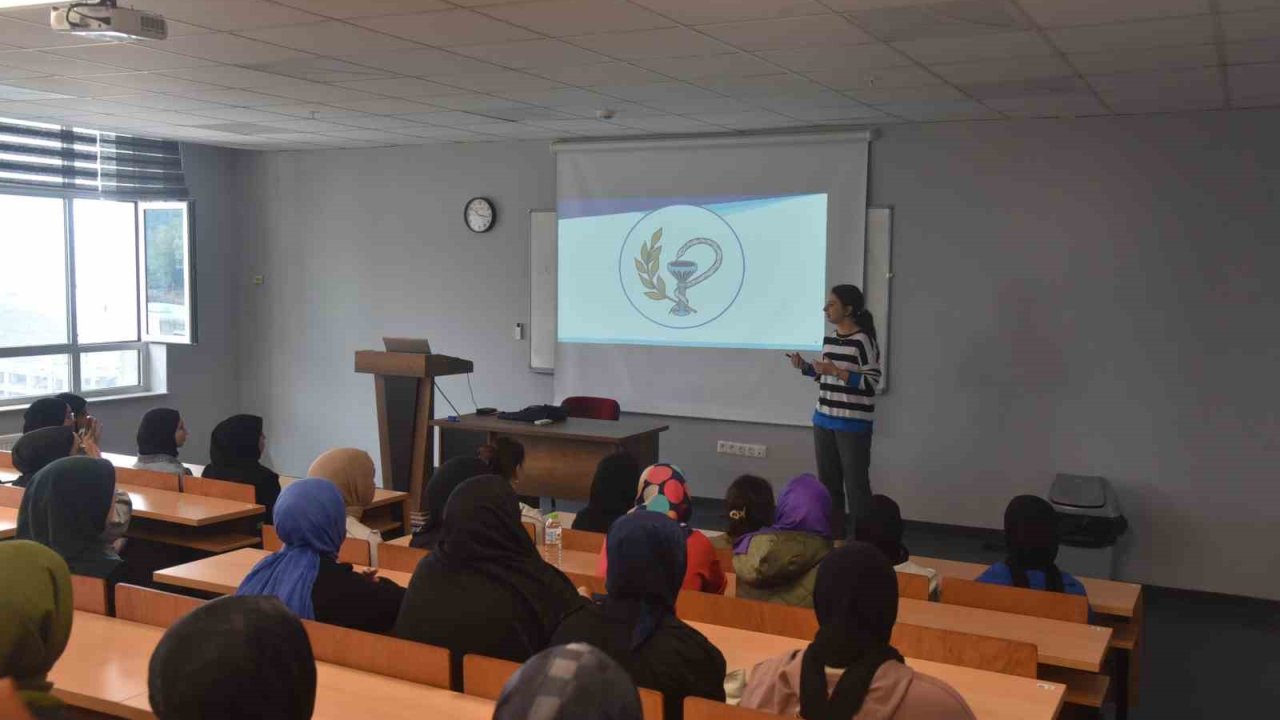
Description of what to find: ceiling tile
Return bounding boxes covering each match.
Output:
[1067,44,1218,76]
[873,99,1001,120]
[698,15,874,51]
[1,76,132,97]
[591,81,722,102]
[757,43,914,72]
[844,0,1031,42]
[160,65,298,88]
[693,73,825,96]
[135,0,326,32]
[255,81,389,103]
[121,110,226,126]
[334,98,444,114]
[149,33,315,65]
[570,28,729,59]
[317,128,422,142]
[634,53,778,80]
[1227,61,1280,100]
[893,31,1054,64]
[1016,0,1209,27]
[461,122,564,138]
[260,103,363,117]
[332,76,462,98]
[691,109,797,128]
[86,72,223,94]
[846,83,967,104]
[963,75,1090,99]
[984,93,1109,117]
[0,50,116,76]
[929,55,1076,85]
[22,97,140,115]
[481,0,673,36]
[198,122,290,135]
[263,118,359,132]
[1089,66,1224,105]
[249,57,397,83]
[610,113,721,131]
[0,85,73,101]
[632,0,827,25]
[0,66,44,81]
[45,44,213,71]
[0,17,106,49]
[418,93,525,112]
[403,110,501,127]
[804,64,942,90]
[425,70,567,93]
[500,87,613,106]
[773,104,884,121]
[476,106,576,121]
[189,106,294,122]
[393,125,491,140]
[539,62,669,86]
[240,21,420,56]
[353,10,540,47]
[452,39,609,67]
[340,48,505,76]
[644,96,754,114]
[325,113,428,129]
[527,117,625,133]
[555,101,667,118]
[109,93,231,112]
[1225,39,1280,64]
[1048,16,1215,54]
[182,88,300,106]
[271,0,453,19]
[1106,96,1224,114]
[1220,8,1280,42]
[1217,0,1280,11]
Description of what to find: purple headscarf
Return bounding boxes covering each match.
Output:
[733,473,832,554]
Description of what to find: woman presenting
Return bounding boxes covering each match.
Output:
[788,285,881,540]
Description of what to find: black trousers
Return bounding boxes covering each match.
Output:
[813,425,873,539]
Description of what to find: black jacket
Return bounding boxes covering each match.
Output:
[312,557,406,634]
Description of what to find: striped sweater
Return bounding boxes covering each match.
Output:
[804,330,881,432]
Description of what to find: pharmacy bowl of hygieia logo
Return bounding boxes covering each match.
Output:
[619,204,745,330]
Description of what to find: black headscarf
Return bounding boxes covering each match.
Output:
[22,398,69,434]
[573,452,641,533]
[149,595,316,720]
[11,426,77,489]
[603,511,686,650]
[494,643,642,720]
[16,456,121,579]
[136,408,181,457]
[1004,495,1065,593]
[54,393,86,419]
[801,542,904,720]
[202,414,280,517]
[410,456,490,549]
[854,495,910,565]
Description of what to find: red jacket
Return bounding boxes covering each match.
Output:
[597,528,727,594]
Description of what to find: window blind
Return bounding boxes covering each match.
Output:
[0,116,187,199]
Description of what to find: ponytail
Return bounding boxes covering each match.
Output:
[831,284,877,341]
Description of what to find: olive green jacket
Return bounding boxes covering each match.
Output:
[732,531,832,608]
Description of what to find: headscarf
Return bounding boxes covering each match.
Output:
[573,452,641,533]
[410,455,490,549]
[1004,495,1065,593]
[11,426,76,489]
[54,392,86,419]
[202,414,280,517]
[149,595,317,720]
[136,408,182,457]
[734,473,831,555]
[494,643,642,720]
[16,456,120,578]
[308,448,376,519]
[604,511,686,650]
[801,542,904,720]
[854,495,910,565]
[22,398,69,434]
[633,463,691,528]
[0,541,73,713]
[236,479,346,619]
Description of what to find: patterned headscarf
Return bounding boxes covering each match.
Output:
[494,643,642,720]
[633,463,691,526]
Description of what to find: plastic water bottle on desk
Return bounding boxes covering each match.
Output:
[543,513,562,567]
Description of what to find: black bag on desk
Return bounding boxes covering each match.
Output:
[496,405,568,423]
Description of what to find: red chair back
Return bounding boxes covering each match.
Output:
[560,396,620,421]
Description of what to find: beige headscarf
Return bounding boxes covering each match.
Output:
[307,448,376,518]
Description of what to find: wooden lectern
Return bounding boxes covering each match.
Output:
[355,343,473,510]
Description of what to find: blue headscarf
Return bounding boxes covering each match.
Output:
[236,478,346,619]
[604,511,687,650]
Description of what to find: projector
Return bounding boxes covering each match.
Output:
[51,2,167,41]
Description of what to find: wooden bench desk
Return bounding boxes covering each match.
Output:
[101,451,204,477]
[119,483,263,553]
[0,506,17,539]
[154,548,411,595]
[688,621,1064,720]
[49,611,493,720]
[912,555,1141,618]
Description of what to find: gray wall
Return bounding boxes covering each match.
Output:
[1,143,248,463]
[235,110,1279,600]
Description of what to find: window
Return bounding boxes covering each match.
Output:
[0,193,195,405]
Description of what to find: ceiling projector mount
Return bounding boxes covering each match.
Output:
[51,1,168,41]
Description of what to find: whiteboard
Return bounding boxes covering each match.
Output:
[529,210,556,373]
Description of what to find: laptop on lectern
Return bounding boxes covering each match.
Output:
[382,337,431,354]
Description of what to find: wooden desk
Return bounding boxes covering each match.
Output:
[119,484,262,527]
[51,611,493,720]
[689,621,1064,720]
[912,555,1141,618]
[432,414,667,500]
[155,548,411,595]
[365,488,411,536]
[0,506,16,540]
[102,451,204,477]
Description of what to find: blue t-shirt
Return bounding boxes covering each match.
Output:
[976,561,1089,598]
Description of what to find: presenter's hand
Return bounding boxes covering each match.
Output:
[788,352,807,369]
[812,359,840,377]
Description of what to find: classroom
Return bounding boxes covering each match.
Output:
[1,1,1277,719]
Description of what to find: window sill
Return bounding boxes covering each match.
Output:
[0,390,169,415]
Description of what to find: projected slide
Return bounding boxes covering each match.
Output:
[559,193,827,350]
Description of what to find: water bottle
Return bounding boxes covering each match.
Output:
[543,513,562,567]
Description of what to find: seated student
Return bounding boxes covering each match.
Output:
[308,447,382,566]
[394,475,583,683]
[734,473,833,607]
[494,643,643,720]
[712,473,776,551]
[598,464,727,595]
[977,495,1088,598]
[54,392,90,434]
[21,397,72,434]
[10,426,77,488]
[480,437,544,536]
[237,479,404,634]
[132,408,191,475]
[740,542,977,719]
[572,451,641,533]
[202,414,281,518]
[0,541,74,720]
[149,596,317,720]
[553,512,726,720]
[856,494,939,597]
[409,455,492,549]
[17,456,126,579]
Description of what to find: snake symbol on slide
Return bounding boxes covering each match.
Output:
[665,237,723,316]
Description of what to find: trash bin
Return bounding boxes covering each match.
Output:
[1050,474,1127,580]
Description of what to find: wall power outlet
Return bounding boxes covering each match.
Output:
[716,440,767,458]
